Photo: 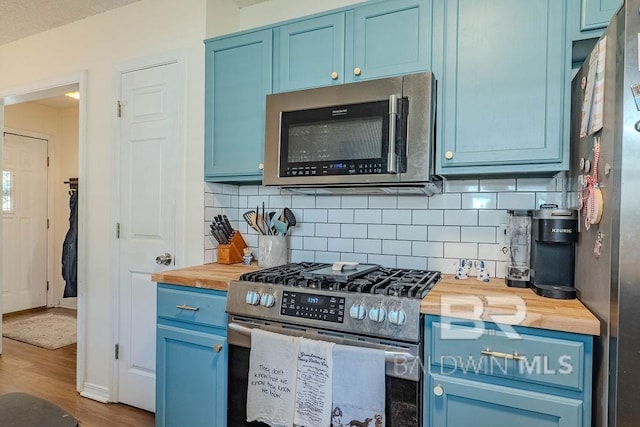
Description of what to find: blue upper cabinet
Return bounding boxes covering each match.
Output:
[276,0,430,92]
[204,30,272,182]
[346,0,431,81]
[581,0,621,31]
[434,0,568,176]
[276,14,345,92]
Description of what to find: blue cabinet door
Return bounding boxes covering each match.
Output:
[581,0,621,31]
[276,13,345,91]
[434,0,567,176]
[156,324,227,427]
[346,0,430,82]
[204,30,272,182]
[428,374,583,427]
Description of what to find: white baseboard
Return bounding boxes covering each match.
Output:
[58,298,78,310]
[80,382,110,403]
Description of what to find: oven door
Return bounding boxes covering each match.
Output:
[226,317,423,427]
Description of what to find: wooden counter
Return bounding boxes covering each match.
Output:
[151,262,261,291]
[421,275,600,336]
[152,264,600,336]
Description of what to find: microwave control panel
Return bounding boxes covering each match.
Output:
[285,161,384,177]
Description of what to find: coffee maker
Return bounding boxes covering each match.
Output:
[529,205,579,299]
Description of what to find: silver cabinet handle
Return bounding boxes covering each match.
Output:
[214,344,223,352]
[227,322,414,362]
[480,348,525,361]
[445,151,454,160]
[331,71,339,80]
[176,304,199,312]
[387,94,398,174]
[354,67,362,76]
[155,253,172,265]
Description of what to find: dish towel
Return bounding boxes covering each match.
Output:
[294,338,335,427]
[331,345,386,427]
[247,328,301,427]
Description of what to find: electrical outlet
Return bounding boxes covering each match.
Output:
[498,223,509,257]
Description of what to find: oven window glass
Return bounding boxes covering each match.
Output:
[287,117,384,163]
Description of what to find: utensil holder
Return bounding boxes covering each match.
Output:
[258,235,288,268]
[217,232,248,265]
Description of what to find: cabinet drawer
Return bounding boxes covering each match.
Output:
[157,285,227,329]
[430,321,584,391]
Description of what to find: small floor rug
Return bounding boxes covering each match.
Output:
[2,311,76,350]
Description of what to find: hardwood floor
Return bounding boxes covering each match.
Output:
[0,310,155,426]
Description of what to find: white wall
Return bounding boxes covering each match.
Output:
[0,0,207,401]
[4,102,79,308]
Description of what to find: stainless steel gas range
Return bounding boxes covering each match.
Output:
[225,262,441,427]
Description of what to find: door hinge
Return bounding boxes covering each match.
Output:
[116,222,120,239]
[47,156,50,167]
[46,281,49,291]
[47,218,50,229]
[117,100,122,118]
[115,344,120,360]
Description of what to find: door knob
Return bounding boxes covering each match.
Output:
[155,253,172,265]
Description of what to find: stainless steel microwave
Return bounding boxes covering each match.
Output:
[262,72,441,195]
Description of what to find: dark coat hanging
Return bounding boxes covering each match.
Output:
[62,188,78,298]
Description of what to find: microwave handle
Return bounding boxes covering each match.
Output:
[387,94,398,174]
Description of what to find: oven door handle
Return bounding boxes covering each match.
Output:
[227,322,415,363]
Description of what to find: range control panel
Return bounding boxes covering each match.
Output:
[280,291,345,323]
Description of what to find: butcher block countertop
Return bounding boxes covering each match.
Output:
[151,263,261,291]
[421,276,600,336]
[152,263,600,336]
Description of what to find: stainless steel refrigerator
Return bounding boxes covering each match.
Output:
[571,2,640,426]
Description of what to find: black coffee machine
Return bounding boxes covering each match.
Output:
[529,205,579,299]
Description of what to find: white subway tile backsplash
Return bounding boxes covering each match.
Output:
[461,227,496,243]
[368,254,397,267]
[302,237,327,251]
[368,224,396,240]
[291,195,316,208]
[428,193,461,209]
[444,210,478,226]
[354,209,382,224]
[341,196,368,208]
[397,196,428,209]
[369,196,397,209]
[383,240,412,256]
[480,179,516,192]
[328,209,354,223]
[444,243,478,259]
[497,192,536,209]
[413,210,444,225]
[354,238,381,254]
[413,241,443,257]
[397,225,428,241]
[315,223,342,238]
[328,238,354,253]
[303,209,328,223]
[397,256,428,270]
[316,196,342,208]
[204,179,539,276]
[444,179,479,193]
[340,224,368,238]
[382,209,412,224]
[462,193,496,209]
[428,226,460,242]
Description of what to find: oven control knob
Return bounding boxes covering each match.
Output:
[245,290,261,306]
[388,308,407,326]
[260,293,276,308]
[368,306,387,323]
[349,303,366,320]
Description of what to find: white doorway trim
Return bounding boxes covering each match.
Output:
[3,127,54,311]
[0,70,88,394]
[111,49,187,404]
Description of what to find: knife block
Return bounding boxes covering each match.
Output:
[217,231,248,265]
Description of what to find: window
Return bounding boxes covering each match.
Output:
[3,170,14,212]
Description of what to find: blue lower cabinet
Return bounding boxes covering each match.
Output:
[156,284,228,427]
[424,316,592,427]
[428,374,582,427]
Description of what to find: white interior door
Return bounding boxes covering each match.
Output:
[117,62,180,412]
[2,132,48,314]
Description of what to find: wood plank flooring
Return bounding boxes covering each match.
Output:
[0,310,155,426]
